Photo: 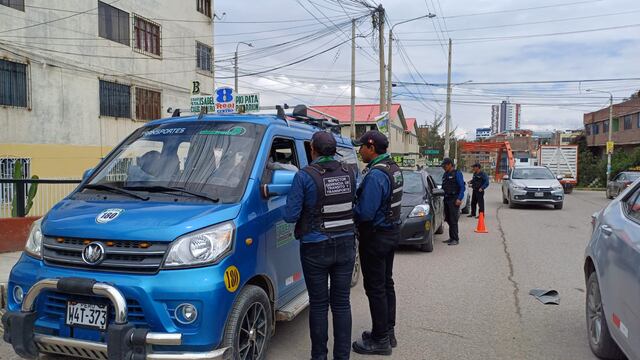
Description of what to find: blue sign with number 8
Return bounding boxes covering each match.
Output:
[216,87,234,103]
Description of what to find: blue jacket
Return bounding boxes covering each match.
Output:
[283,157,355,243]
[354,167,393,229]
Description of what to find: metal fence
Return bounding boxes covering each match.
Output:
[0,179,82,218]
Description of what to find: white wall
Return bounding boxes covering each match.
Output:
[0,0,215,147]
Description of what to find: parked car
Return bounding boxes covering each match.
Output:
[1,112,360,360]
[501,166,565,209]
[424,166,471,214]
[584,177,640,360]
[606,171,640,199]
[398,170,445,252]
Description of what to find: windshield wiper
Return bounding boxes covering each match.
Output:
[83,184,150,201]
[124,185,219,203]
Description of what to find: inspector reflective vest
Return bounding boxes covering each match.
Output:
[442,170,461,198]
[294,160,356,239]
[361,157,404,225]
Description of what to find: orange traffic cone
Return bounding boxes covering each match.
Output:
[474,212,488,233]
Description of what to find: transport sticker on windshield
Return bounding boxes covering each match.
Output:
[199,126,246,136]
[224,266,240,293]
[142,128,186,137]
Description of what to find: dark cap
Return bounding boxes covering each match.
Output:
[472,162,481,168]
[311,131,337,156]
[440,158,453,167]
[353,130,389,150]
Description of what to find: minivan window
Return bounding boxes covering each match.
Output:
[86,122,265,203]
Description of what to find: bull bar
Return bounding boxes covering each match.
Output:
[1,278,232,360]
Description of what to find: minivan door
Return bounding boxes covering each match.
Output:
[261,137,306,306]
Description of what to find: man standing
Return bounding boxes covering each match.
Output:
[441,158,465,246]
[352,130,403,356]
[284,131,357,360]
[468,163,490,218]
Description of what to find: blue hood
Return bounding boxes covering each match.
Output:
[42,199,241,242]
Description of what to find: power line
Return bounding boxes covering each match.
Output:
[393,77,640,86]
[441,0,602,19]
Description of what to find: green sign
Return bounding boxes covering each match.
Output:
[200,126,247,136]
[235,93,260,113]
[191,95,215,113]
[423,149,440,155]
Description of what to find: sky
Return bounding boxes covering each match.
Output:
[212,0,640,139]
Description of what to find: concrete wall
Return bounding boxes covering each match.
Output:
[0,0,215,178]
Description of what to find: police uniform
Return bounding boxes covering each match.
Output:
[469,167,489,217]
[283,131,356,360]
[352,131,403,355]
[441,161,465,244]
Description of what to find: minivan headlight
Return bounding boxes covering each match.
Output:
[25,218,43,259]
[552,184,563,191]
[163,222,234,268]
[409,204,430,218]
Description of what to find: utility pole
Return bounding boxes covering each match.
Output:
[234,42,253,92]
[444,38,452,158]
[350,19,356,139]
[377,5,386,113]
[586,89,614,184]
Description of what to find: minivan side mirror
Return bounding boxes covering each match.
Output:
[556,175,563,181]
[502,175,509,181]
[82,168,94,181]
[432,188,445,197]
[262,170,296,197]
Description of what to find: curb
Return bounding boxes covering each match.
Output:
[574,188,606,192]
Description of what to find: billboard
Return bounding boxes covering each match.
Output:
[476,128,492,139]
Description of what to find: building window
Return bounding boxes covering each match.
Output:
[0,0,24,11]
[593,123,599,135]
[603,120,609,133]
[197,0,212,17]
[1,157,30,204]
[624,115,632,130]
[585,124,591,136]
[0,59,28,108]
[100,80,131,118]
[196,42,212,73]
[98,1,130,46]
[135,87,161,121]
[134,16,161,56]
[355,124,367,138]
[612,118,619,132]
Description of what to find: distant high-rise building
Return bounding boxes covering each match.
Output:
[491,101,521,133]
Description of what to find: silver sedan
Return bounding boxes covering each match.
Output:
[501,166,565,210]
[584,178,640,360]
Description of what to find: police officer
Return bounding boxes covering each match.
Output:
[283,131,356,360]
[441,158,465,246]
[468,163,489,218]
[352,130,403,356]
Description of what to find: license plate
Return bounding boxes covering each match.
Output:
[66,301,108,330]
[535,192,544,197]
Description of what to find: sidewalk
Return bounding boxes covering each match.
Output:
[0,251,21,284]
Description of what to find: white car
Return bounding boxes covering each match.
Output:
[502,166,564,210]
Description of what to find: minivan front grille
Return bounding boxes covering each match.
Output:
[42,237,168,274]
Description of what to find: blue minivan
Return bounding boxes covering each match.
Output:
[2,110,360,360]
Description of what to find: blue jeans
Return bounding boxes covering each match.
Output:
[300,235,356,360]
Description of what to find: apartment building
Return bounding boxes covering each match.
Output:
[583,95,640,155]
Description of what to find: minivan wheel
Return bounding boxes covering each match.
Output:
[586,272,624,360]
[222,285,272,360]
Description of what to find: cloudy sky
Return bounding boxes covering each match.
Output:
[212,0,640,139]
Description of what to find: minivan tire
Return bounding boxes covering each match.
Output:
[586,272,624,360]
[222,285,273,360]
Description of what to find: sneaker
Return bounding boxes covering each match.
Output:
[352,337,392,356]
[362,330,397,348]
[442,239,453,244]
[467,214,475,218]
[447,240,459,246]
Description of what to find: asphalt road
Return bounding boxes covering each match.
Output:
[0,186,611,360]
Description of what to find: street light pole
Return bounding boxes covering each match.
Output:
[387,14,436,120]
[587,89,614,184]
[234,41,253,92]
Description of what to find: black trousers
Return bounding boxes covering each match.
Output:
[443,197,460,241]
[470,189,485,215]
[357,225,398,341]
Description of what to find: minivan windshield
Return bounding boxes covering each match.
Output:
[86,121,265,203]
[512,168,555,180]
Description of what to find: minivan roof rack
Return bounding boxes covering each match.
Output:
[288,105,341,134]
